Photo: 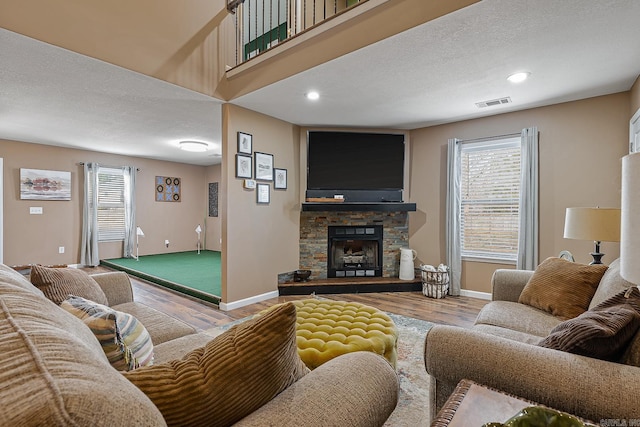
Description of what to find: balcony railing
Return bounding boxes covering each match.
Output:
[228,0,366,66]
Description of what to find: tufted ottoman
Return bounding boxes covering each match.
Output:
[271,299,398,370]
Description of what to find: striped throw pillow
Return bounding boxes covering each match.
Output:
[61,295,154,371]
[519,257,608,320]
[539,287,640,361]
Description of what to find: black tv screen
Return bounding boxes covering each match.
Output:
[307,131,405,191]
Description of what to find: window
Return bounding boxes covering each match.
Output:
[93,167,126,242]
[460,137,521,262]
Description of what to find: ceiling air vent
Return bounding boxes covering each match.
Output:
[475,97,512,108]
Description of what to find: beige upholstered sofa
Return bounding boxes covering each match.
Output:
[425,258,640,422]
[0,263,399,426]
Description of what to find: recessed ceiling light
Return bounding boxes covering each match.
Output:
[507,72,531,83]
[179,141,209,152]
[305,91,320,101]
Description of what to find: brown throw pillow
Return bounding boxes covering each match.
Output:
[123,302,309,427]
[518,257,608,320]
[30,264,109,306]
[539,287,640,361]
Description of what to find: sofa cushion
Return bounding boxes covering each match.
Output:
[474,300,562,337]
[518,257,608,320]
[0,264,45,296]
[113,301,197,345]
[620,320,640,367]
[589,258,634,309]
[0,277,166,426]
[30,264,109,306]
[539,287,640,361]
[61,295,154,371]
[123,302,309,427]
[473,324,546,345]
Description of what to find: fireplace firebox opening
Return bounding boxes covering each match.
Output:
[327,225,383,278]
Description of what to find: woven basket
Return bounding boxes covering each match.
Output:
[421,270,450,299]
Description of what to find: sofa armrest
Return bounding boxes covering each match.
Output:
[424,325,640,422]
[90,271,134,306]
[234,351,399,427]
[491,269,534,301]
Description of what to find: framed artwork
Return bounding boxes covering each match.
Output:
[156,176,181,202]
[236,154,252,179]
[255,152,274,181]
[257,183,270,204]
[274,168,287,190]
[208,182,218,217]
[20,168,71,200]
[238,132,252,155]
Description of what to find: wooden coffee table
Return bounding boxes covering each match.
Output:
[431,379,597,426]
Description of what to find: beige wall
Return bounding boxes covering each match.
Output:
[204,164,223,252]
[631,76,640,118]
[222,104,300,305]
[409,92,630,293]
[0,139,209,266]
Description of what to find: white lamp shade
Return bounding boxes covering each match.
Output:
[195,225,202,234]
[621,153,640,284]
[136,226,145,237]
[563,207,621,242]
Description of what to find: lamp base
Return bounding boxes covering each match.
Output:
[589,252,604,265]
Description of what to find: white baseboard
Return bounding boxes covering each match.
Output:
[459,289,492,300]
[219,290,280,311]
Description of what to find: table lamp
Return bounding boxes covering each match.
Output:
[621,153,640,285]
[563,207,621,264]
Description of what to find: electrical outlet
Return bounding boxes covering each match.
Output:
[165,240,170,248]
[58,246,65,254]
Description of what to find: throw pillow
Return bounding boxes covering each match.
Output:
[518,257,608,320]
[30,264,109,306]
[538,287,640,361]
[61,295,154,371]
[123,302,309,427]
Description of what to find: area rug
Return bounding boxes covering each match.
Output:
[384,313,433,426]
[211,311,433,426]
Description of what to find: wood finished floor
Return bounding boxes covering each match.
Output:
[90,266,489,331]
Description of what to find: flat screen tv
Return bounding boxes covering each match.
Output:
[307,131,405,201]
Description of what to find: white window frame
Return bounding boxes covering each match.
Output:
[94,167,126,242]
[460,136,521,264]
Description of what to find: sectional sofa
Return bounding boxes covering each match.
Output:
[0,263,399,426]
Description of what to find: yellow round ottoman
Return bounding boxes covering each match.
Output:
[278,299,398,370]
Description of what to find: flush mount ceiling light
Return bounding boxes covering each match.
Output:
[507,72,531,83]
[305,91,320,101]
[179,141,209,152]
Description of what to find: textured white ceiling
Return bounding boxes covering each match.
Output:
[1,0,639,167]
[0,28,223,166]
[232,0,640,129]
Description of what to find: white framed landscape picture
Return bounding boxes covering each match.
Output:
[20,168,71,200]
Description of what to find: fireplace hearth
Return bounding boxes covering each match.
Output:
[328,225,383,278]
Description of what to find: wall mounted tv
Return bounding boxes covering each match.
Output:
[306,131,405,202]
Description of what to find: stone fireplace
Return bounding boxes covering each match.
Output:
[299,211,410,280]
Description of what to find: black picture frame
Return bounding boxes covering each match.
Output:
[274,168,287,190]
[254,152,274,181]
[237,132,252,155]
[236,154,252,179]
[257,183,270,204]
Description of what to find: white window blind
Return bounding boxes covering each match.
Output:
[460,137,521,262]
[93,167,125,242]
